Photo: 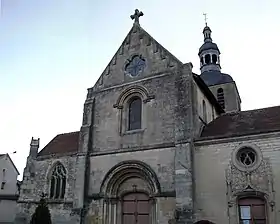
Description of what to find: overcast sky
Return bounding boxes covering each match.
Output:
[1,0,279,179]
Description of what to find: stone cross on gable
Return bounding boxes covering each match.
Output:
[130,9,144,25]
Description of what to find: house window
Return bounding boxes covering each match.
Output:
[217,88,225,109]
[2,169,5,182]
[49,163,66,199]
[128,97,142,130]
[1,169,6,190]
[239,197,266,224]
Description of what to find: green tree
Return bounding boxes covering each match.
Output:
[30,193,52,224]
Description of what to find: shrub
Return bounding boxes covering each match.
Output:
[30,197,51,224]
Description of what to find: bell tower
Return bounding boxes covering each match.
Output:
[199,15,241,113]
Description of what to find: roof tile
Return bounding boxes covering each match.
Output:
[38,131,79,156]
[200,106,280,139]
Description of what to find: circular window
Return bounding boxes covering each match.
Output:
[232,144,263,172]
[237,148,256,167]
[125,55,146,77]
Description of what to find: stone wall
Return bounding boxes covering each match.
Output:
[209,81,241,113]
[15,154,78,224]
[194,132,280,223]
[86,146,175,224]
[90,73,177,152]
[194,80,218,124]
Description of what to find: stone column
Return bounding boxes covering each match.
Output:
[72,96,95,222]
[174,63,195,224]
[174,143,194,224]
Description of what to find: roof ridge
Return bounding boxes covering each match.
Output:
[57,131,80,136]
[241,105,280,113]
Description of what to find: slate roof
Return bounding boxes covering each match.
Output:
[200,106,280,140]
[200,71,234,86]
[38,131,80,156]
[199,42,220,55]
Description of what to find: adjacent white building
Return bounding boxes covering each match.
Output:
[0,154,20,223]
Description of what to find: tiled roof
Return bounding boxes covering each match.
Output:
[200,106,280,139]
[38,131,80,156]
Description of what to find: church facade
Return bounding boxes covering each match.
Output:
[15,9,280,224]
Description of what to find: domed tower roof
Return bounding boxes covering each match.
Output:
[198,24,221,74]
[198,23,235,87]
[200,70,233,86]
[198,26,220,55]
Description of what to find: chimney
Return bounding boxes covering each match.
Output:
[29,137,40,158]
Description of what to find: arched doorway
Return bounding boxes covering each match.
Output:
[100,161,161,224]
[122,192,150,224]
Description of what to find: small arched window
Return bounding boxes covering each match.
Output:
[202,100,207,122]
[217,88,225,109]
[128,97,142,130]
[205,54,211,64]
[212,54,217,64]
[238,197,266,223]
[49,163,66,199]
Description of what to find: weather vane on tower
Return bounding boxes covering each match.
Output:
[203,12,208,26]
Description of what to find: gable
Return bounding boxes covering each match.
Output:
[0,154,20,175]
[92,23,183,92]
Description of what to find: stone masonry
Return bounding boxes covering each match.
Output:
[15,9,280,224]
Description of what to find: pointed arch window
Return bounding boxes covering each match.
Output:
[217,88,225,109]
[128,97,142,130]
[49,163,66,199]
[238,197,266,223]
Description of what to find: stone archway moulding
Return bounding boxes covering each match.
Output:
[100,160,161,197]
[113,85,155,109]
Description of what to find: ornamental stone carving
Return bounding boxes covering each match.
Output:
[225,144,275,224]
